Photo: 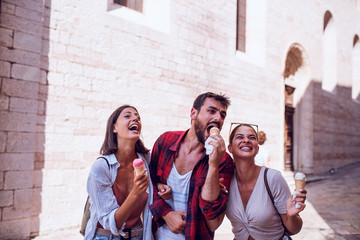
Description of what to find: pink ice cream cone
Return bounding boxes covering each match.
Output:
[133,158,144,175]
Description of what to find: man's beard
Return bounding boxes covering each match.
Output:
[194,118,207,144]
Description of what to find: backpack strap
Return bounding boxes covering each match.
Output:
[98,156,110,169]
[264,168,289,233]
[79,156,111,236]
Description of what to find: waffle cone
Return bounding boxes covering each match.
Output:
[134,166,144,175]
[295,179,306,191]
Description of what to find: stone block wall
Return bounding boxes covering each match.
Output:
[313,83,360,175]
[0,0,46,238]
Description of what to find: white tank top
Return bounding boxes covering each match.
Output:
[155,164,192,240]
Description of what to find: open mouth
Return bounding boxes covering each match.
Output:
[129,123,139,132]
[206,123,220,135]
[240,146,253,151]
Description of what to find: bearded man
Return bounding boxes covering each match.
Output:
[149,92,234,240]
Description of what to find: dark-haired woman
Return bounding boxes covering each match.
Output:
[85,105,153,240]
[225,124,307,240]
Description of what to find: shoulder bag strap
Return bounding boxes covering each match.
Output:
[264,168,289,233]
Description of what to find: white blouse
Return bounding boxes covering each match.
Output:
[226,167,291,240]
[85,153,154,240]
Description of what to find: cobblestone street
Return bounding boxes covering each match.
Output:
[292,162,360,240]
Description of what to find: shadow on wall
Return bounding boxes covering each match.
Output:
[0,0,50,239]
[311,81,360,175]
[32,0,51,238]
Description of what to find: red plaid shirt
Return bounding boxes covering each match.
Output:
[149,130,234,240]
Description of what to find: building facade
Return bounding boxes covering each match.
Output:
[0,0,359,238]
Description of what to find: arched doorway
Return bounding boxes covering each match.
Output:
[283,44,312,173]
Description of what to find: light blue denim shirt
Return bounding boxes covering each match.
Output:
[84,153,153,240]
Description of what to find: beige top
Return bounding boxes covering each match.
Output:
[226,167,291,240]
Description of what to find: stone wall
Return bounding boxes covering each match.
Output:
[0,0,359,239]
[0,0,46,238]
[313,83,360,175]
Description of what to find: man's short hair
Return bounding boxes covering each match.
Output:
[192,92,231,111]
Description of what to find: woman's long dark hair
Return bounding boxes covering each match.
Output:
[100,105,149,155]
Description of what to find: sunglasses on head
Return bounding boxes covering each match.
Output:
[229,122,258,136]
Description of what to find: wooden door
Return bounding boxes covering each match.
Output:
[284,85,295,171]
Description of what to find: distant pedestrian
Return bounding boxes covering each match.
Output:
[255,130,270,167]
[85,105,154,240]
[225,123,307,240]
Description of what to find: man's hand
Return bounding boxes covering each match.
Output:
[163,211,186,234]
[207,134,226,168]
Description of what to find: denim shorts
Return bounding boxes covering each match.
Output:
[94,234,143,240]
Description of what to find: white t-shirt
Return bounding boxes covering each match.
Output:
[155,164,192,240]
[226,167,291,240]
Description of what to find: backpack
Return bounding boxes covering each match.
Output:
[80,157,110,236]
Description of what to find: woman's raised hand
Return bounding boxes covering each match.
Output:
[287,189,307,216]
[131,169,149,197]
[157,183,172,200]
